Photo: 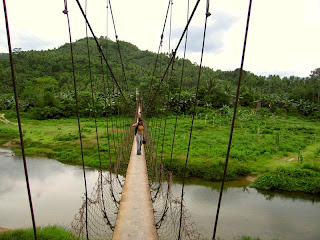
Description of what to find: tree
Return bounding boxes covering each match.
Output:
[310,68,320,103]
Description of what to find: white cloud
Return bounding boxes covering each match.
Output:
[0,0,319,77]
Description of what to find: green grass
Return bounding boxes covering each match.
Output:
[148,108,320,183]
[0,110,131,169]
[0,226,77,240]
[251,166,320,194]
[0,227,273,240]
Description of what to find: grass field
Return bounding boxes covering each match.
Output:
[148,108,320,184]
[0,226,76,240]
[0,226,268,240]
[0,110,132,169]
[1,108,320,193]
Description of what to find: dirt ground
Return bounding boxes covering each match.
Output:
[245,175,258,182]
[0,227,13,235]
[0,113,16,125]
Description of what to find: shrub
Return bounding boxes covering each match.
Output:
[252,167,320,194]
[54,133,79,141]
[30,107,64,120]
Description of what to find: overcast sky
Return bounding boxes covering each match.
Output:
[1,0,320,78]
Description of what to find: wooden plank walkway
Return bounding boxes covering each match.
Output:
[112,134,158,239]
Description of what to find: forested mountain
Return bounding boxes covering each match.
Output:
[0,37,319,119]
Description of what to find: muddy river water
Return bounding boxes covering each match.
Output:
[0,148,319,239]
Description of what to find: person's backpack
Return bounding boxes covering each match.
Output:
[135,124,139,135]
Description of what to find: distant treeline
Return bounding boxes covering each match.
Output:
[0,37,319,119]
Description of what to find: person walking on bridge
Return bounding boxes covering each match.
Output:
[132,119,145,155]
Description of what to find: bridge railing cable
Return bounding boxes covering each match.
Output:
[103,6,124,188]
[148,0,172,94]
[107,0,129,92]
[178,0,211,238]
[2,0,38,239]
[169,0,190,170]
[212,1,253,239]
[84,0,109,227]
[150,0,201,104]
[63,0,89,238]
[65,1,136,238]
[99,55,120,206]
[143,1,204,239]
[74,0,129,106]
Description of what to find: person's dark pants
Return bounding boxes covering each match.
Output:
[136,133,143,155]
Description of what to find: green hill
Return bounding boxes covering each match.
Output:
[0,37,319,119]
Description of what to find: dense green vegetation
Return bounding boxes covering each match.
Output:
[0,226,76,240]
[252,166,320,194]
[1,37,320,119]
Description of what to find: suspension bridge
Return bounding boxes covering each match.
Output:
[2,0,253,239]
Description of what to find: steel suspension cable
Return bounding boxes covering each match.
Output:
[169,0,190,170]
[99,55,119,208]
[159,0,174,176]
[152,65,172,197]
[2,1,38,239]
[152,43,168,181]
[84,0,108,219]
[150,42,165,177]
[104,6,123,188]
[63,1,89,239]
[107,0,128,91]
[112,80,121,170]
[148,0,172,94]
[108,72,122,187]
[100,7,122,205]
[212,1,253,239]
[178,0,211,239]
[102,0,113,177]
[152,0,174,177]
[152,18,175,195]
[155,0,190,230]
[74,0,129,105]
[150,0,201,104]
[154,59,175,208]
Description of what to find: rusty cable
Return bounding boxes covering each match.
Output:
[178,0,211,238]
[84,0,108,220]
[150,0,201,104]
[149,0,172,95]
[63,1,89,238]
[212,1,253,239]
[2,0,38,239]
[107,0,129,92]
[169,0,190,170]
[74,0,129,106]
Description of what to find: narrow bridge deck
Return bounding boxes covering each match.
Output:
[112,136,157,240]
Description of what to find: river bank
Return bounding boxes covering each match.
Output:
[0,226,76,240]
[1,112,320,194]
[1,149,319,239]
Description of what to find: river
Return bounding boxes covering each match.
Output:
[0,148,319,239]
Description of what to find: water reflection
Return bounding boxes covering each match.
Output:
[171,177,320,240]
[0,148,100,229]
[256,189,320,203]
[0,148,319,240]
